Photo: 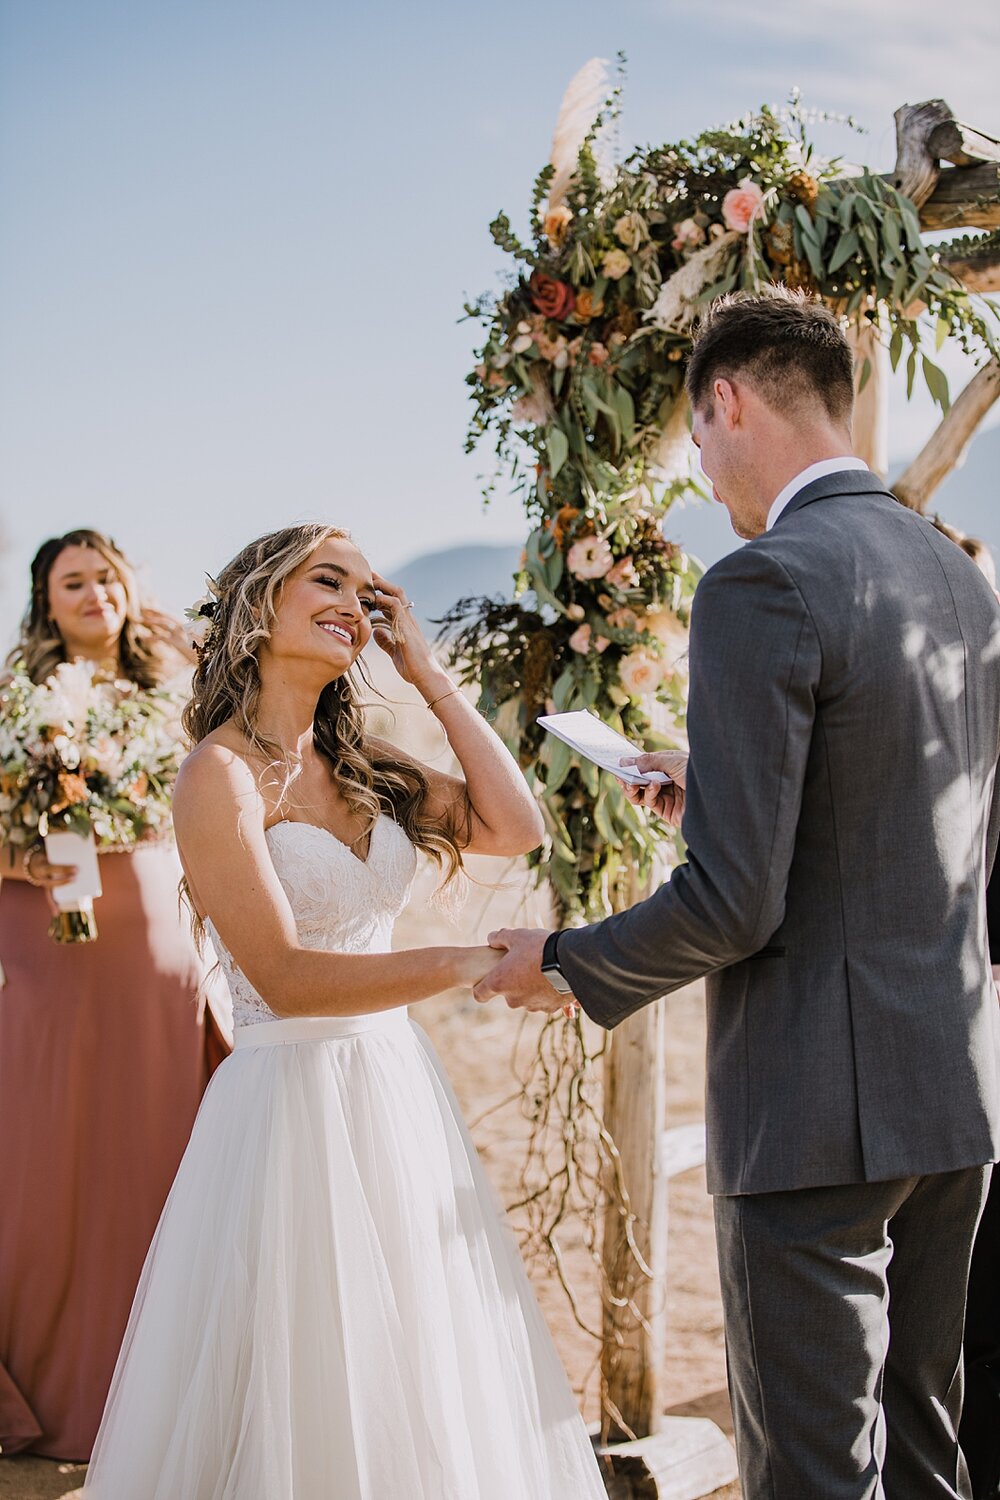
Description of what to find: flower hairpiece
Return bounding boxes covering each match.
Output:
[184,576,221,655]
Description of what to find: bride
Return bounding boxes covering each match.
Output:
[82,523,608,1500]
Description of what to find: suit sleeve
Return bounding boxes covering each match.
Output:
[557,546,822,1028]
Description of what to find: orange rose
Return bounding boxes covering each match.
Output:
[574,289,605,323]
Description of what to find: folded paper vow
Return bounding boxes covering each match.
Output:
[537,710,670,786]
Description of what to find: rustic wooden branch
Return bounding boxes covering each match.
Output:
[927,120,1000,170]
[893,360,1000,512]
[938,239,1000,294]
[892,99,953,207]
[918,164,1000,231]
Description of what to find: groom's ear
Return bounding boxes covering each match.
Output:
[713,377,742,429]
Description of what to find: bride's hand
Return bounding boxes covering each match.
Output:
[370,573,449,697]
[451,945,503,990]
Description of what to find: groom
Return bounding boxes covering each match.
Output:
[478,290,1000,1499]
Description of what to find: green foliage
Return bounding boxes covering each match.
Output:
[455,87,999,920]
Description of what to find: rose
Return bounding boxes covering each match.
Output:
[601,249,631,281]
[722,178,764,234]
[567,537,614,580]
[573,288,604,323]
[542,204,573,248]
[671,218,705,254]
[529,271,575,321]
[618,652,663,698]
[614,212,647,251]
[568,624,592,654]
[587,342,609,367]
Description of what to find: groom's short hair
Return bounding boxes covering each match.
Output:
[686,289,855,425]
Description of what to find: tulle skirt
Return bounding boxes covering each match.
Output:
[83,1012,607,1499]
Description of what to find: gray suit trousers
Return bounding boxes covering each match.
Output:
[714,1166,990,1500]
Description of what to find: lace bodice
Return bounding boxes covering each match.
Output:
[206,816,418,1028]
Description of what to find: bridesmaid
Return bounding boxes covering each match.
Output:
[0,529,229,1462]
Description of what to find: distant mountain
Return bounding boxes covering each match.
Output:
[394,426,1000,622]
[392,543,523,631]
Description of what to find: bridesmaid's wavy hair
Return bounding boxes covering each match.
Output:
[182,523,467,883]
[11,529,186,687]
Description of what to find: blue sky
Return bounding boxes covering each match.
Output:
[0,0,995,646]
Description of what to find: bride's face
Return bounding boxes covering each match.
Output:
[265,538,377,678]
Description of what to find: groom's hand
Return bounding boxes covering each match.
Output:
[473,928,576,1014]
[619,751,688,826]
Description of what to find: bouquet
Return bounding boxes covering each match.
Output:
[0,659,186,942]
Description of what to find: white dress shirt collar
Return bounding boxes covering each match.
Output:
[766,457,870,531]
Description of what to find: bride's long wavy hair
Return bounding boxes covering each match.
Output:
[183,523,467,885]
[11,529,186,687]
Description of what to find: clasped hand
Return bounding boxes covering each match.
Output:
[471,752,687,1013]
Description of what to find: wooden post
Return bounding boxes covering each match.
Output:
[893,360,1000,511]
[848,320,889,478]
[601,993,668,1441]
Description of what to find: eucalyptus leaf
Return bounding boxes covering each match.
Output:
[547,425,569,479]
[922,355,950,412]
[828,228,860,273]
[542,734,574,795]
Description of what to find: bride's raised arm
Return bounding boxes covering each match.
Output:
[172,743,493,1019]
[370,572,544,857]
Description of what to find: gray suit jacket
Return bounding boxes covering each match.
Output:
[558,472,1000,1195]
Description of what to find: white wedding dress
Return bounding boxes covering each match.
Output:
[83,816,608,1499]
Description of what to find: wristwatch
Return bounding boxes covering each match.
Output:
[541,931,575,996]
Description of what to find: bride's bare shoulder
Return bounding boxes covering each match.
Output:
[174,727,262,822]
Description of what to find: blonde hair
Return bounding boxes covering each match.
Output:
[930,517,998,587]
[11,528,186,687]
[183,523,467,881]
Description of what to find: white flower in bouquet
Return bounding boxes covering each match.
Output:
[45,659,99,734]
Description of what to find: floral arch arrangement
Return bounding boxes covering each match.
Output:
[444,65,997,921]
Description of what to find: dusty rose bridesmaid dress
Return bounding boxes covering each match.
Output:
[0,842,230,1461]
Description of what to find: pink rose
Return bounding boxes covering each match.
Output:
[587,342,609,366]
[722,178,764,234]
[568,623,592,654]
[593,635,610,653]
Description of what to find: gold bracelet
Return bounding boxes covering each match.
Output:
[426,686,460,712]
[24,844,46,887]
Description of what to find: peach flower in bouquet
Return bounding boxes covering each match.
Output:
[618,651,664,698]
[567,536,614,579]
[722,178,765,234]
